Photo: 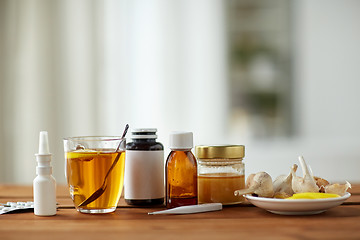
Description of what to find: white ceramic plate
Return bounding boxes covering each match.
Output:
[245,192,351,215]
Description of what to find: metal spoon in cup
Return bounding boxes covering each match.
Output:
[78,124,129,207]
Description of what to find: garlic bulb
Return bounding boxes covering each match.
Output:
[245,173,256,188]
[325,181,351,196]
[234,172,274,198]
[273,165,296,198]
[292,156,320,193]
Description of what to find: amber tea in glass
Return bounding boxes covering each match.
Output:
[64,137,125,214]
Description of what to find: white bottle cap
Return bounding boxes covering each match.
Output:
[169,132,193,150]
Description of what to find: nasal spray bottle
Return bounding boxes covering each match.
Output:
[33,131,57,216]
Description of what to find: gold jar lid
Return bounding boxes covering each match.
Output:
[195,145,245,159]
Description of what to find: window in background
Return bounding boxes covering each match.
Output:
[227,0,292,139]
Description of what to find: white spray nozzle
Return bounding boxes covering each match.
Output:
[38,131,50,155]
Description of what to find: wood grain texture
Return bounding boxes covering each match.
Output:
[1,184,360,240]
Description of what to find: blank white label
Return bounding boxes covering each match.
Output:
[124,150,164,199]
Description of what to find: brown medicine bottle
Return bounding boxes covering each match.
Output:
[165,132,198,208]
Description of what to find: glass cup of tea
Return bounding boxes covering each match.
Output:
[63,136,126,214]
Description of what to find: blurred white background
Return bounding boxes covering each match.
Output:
[0,0,359,184]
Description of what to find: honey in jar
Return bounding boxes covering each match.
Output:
[195,145,245,205]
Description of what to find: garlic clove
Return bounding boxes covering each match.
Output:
[273,175,287,190]
[273,165,294,197]
[292,157,320,193]
[291,164,303,193]
[325,181,351,196]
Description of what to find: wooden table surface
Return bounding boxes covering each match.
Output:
[1,184,360,240]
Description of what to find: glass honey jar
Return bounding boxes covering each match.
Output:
[195,145,245,205]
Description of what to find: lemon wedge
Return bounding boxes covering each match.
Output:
[286,192,340,199]
[66,150,99,159]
